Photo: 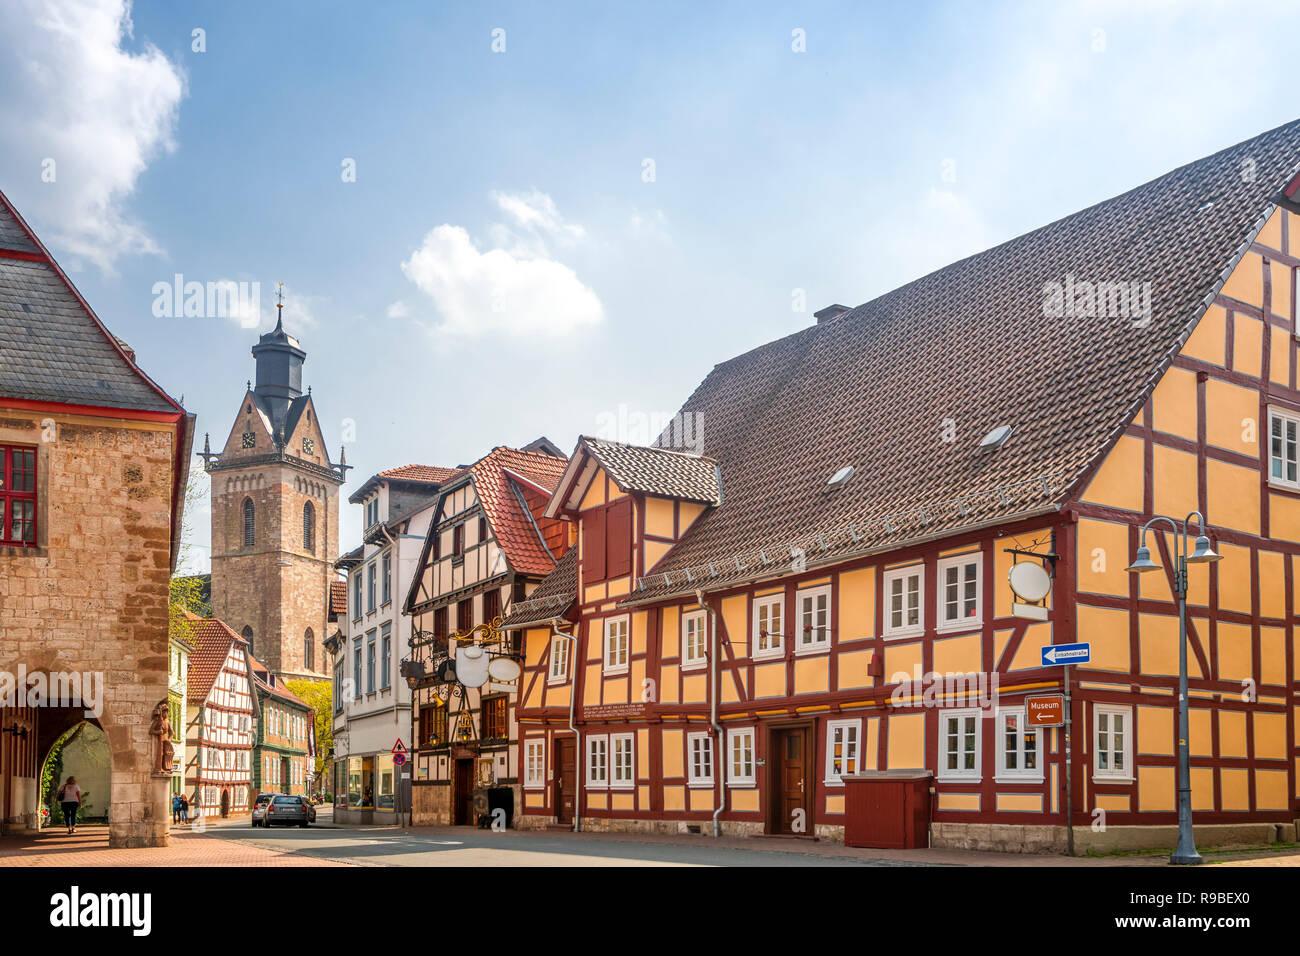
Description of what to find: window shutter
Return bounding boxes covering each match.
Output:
[583,506,606,581]
[606,498,633,579]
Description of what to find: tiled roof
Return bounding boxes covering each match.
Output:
[622,118,1300,603]
[329,581,348,617]
[248,654,310,709]
[501,548,577,628]
[184,614,247,704]
[573,437,721,506]
[381,464,462,483]
[470,446,570,577]
[0,191,184,414]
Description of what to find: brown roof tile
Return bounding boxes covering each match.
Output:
[618,118,1300,603]
[184,614,247,704]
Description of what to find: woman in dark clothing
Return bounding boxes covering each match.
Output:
[56,776,81,835]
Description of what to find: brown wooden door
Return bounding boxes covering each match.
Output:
[555,738,576,824]
[453,758,473,825]
[770,728,809,834]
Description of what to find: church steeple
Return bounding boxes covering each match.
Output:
[250,283,306,437]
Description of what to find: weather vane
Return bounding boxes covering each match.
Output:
[275,281,285,320]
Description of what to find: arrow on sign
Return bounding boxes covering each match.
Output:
[1041,642,1091,666]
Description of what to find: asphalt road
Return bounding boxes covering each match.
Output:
[209,818,918,867]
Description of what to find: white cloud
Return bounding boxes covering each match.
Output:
[386,301,410,319]
[490,189,586,243]
[401,223,603,338]
[0,0,185,271]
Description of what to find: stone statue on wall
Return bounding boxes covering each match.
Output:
[151,700,175,774]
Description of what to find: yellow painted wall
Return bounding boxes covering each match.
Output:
[1009,622,1053,672]
[1204,379,1259,456]
[1253,711,1287,760]
[720,594,747,658]
[932,632,981,674]
[838,566,875,641]
[794,655,829,694]
[1137,704,1173,755]
[1216,622,1253,684]
[837,649,873,690]
[1076,604,1130,673]
[1151,367,1198,441]
[1180,304,1226,365]
[886,713,925,769]
[1076,518,1132,596]
[752,662,785,698]
[1139,613,1203,679]
[1138,766,1175,812]
[645,496,675,538]
[662,730,684,778]
[995,793,1043,812]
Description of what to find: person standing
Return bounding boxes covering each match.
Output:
[171,792,182,824]
[56,776,81,835]
[179,794,189,824]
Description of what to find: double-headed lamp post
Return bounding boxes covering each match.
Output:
[1125,511,1222,866]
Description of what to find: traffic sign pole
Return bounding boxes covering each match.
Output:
[1064,663,1074,858]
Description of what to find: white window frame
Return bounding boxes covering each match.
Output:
[524,739,546,790]
[610,733,635,790]
[548,635,571,684]
[681,609,707,671]
[936,552,982,632]
[883,565,924,639]
[585,734,608,788]
[994,707,1044,782]
[1093,704,1133,781]
[603,615,630,675]
[751,594,785,660]
[687,731,714,787]
[824,718,862,785]
[795,584,832,655]
[726,728,756,786]
[1268,405,1300,490]
[938,707,983,782]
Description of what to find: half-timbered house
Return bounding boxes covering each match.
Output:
[404,441,568,826]
[184,615,255,818]
[507,119,1300,852]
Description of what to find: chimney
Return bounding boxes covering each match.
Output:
[814,304,851,325]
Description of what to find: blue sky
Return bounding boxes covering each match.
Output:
[2,0,1298,570]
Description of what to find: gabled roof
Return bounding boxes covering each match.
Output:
[349,463,463,504]
[501,547,578,628]
[405,445,570,613]
[546,436,722,517]
[248,654,310,710]
[184,614,248,704]
[329,581,348,619]
[0,189,193,570]
[605,118,1300,604]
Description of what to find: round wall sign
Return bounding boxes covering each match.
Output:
[488,657,522,682]
[1008,561,1052,602]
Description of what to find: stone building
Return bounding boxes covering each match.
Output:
[0,188,193,847]
[200,303,346,682]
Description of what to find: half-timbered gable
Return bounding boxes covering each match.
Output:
[184,616,255,817]
[405,444,569,826]
[510,118,1300,851]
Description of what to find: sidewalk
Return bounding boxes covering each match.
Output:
[0,825,343,867]
[402,823,1300,867]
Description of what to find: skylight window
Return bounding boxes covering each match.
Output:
[978,425,1013,452]
[826,465,854,490]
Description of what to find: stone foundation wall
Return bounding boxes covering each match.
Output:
[0,411,176,848]
[411,782,450,826]
[930,820,1299,854]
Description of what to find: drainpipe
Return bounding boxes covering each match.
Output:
[696,588,726,838]
[550,621,581,832]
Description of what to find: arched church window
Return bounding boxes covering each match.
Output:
[304,628,315,671]
[243,498,255,547]
[303,500,315,553]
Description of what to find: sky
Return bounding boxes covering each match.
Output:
[1,0,1298,572]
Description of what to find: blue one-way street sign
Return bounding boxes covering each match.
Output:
[1042,642,1091,666]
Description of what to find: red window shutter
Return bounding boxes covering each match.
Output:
[583,507,607,582]
[606,498,632,579]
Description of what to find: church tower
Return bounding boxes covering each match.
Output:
[200,291,349,682]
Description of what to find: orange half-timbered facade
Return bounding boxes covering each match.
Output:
[509,120,1300,852]
[184,616,255,819]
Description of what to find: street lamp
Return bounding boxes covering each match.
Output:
[1125,511,1221,866]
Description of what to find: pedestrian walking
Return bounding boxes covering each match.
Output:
[179,794,189,824]
[56,776,81,835]
[171,792,182,824]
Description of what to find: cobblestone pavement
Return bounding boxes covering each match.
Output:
[0,825,343,867]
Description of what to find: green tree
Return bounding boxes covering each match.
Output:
[286,679,333,782]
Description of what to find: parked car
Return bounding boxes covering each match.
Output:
[265,794,316,828]
[251,792,281,827]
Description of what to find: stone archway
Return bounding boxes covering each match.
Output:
[41,719,111,828]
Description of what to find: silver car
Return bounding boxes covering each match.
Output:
[265,794,315,828]
[251,792,281,827]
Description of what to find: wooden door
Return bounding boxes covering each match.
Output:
[555,738,576,824]
[453,758,473,825]
[769,728,809,834]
